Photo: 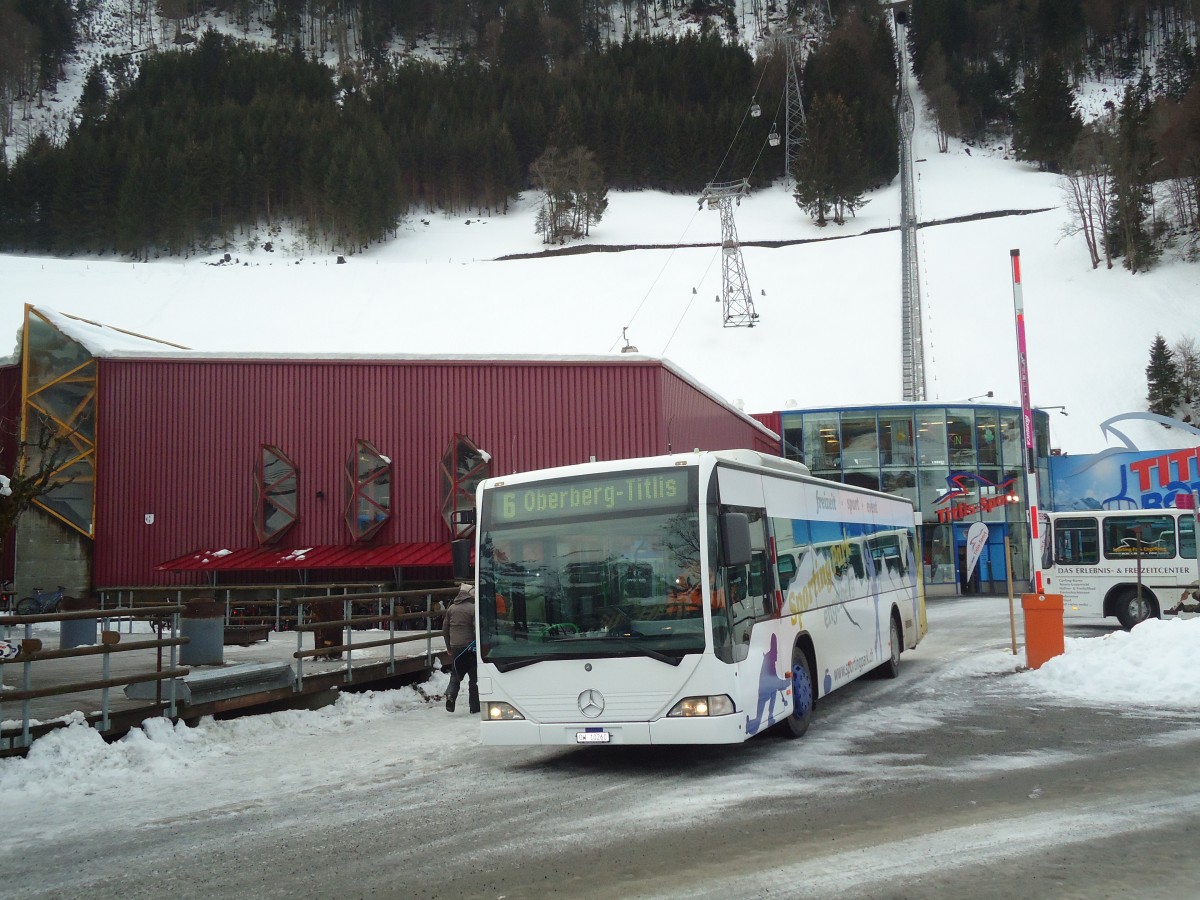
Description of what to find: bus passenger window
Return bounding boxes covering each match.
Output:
[1104,516,1176,559]
[1055,517,1098,565]
[1181,517,1197,560]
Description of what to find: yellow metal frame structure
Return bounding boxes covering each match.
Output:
[21,305,97,538]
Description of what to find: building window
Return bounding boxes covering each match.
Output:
[346,440,391,541]
[882,469,918,508]
[844,470,880,492]
[802,413,840,475]
[917,409,948,466]
[976,411,999,466]
[919,465,951,512]
[946,408,975,467]
[840,412,879,467]
[925,522,954,585]
[1000,411,1023,470]
[781,417,804,463]
[1035,412,1053,461]
[1004,467,1026,519]
[254,445,298,544]
[440,434,491,539]
[978,468,1008,521]
[879,412,914,466]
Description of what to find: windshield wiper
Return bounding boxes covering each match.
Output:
[491,656,545,672]
[604,639,682,666]
[488,641,684,671]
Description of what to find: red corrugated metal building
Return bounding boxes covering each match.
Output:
[15,307,777,591]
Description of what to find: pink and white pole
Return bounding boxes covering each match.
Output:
[1010,249,1044,592]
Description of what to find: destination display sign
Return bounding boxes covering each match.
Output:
[490,469,692,524]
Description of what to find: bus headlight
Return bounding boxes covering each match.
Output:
[485,702,525,720]
[667,695,735,717]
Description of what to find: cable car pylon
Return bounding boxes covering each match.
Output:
[698,178,759,328]
[784,31,807,188]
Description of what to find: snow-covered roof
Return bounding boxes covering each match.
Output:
[33,306,777,441]
[36,306,190,356]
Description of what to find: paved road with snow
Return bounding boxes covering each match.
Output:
[5,596,1200,898]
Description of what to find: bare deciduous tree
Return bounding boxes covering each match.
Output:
[530,145,607,245]
[1060,123,1115,269]
[0,411,78,552]
[921,43,959,154]
[1173,335,1200,423]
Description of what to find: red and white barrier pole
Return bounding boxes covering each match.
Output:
[1011,249,1044,592]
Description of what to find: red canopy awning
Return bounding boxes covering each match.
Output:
[156,542,451,572]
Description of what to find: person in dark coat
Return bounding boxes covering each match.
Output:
[442,583,478,714]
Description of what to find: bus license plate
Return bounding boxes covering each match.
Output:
[576,731,610,744]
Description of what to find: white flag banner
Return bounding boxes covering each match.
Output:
[966,521,989,582]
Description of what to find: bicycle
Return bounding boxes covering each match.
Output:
[15,586,71,615]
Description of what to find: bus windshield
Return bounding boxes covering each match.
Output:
[477,468,704,670]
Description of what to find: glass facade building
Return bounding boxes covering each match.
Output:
[779,403,1052,592]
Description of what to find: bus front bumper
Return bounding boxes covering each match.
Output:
[480,715,747,745]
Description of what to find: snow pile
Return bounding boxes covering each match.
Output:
[1021,616,1200,707]
[0,676,450,797]
[0,711,231,797]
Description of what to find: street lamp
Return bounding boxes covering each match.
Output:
[967,391,994,402]
[1038,405,1068,416]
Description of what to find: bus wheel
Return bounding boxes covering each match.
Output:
[873,614,902,679]
[1115,589,1157,630]
[781,650,814,739]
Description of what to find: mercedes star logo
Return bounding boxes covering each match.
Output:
[578,689,605,718]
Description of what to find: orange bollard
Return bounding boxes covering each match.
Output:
[1021,593,1065,669]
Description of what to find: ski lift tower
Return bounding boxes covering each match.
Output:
[699,178,759,328]
[784,31,806,187]
[892,1,927,401]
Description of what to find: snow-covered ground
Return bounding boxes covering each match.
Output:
[0,605,1196,870]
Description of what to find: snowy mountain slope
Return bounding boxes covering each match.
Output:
[2,2,1197,457]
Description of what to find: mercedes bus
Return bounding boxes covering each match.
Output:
[469,449,926,745]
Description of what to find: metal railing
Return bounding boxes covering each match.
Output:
[0,603,188,752]
[95,582,445,633]
[292,587,457,689]
[1,583,460,754]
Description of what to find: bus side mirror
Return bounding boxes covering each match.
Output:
[450,539,473,581]
[719,512,752,568]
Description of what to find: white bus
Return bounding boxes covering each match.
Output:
[1042,507,1199,628]
[470,449,926,745]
